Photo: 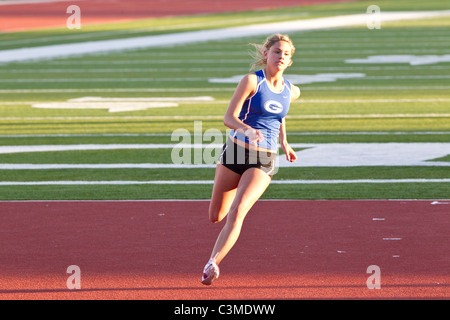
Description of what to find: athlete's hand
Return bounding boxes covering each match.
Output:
[282,143,297,162]
[244,128,264,145]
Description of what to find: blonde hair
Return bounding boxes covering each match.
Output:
[249,33,295,70]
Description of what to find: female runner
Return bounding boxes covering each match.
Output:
[202,34,301,285]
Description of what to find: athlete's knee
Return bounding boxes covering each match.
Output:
[227,203,250,225]
[234,201,252,216]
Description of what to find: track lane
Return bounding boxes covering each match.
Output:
[0,200,448,299]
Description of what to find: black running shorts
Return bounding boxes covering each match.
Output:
[218,137,277,178]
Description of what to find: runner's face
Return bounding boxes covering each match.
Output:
[265,41,292,71]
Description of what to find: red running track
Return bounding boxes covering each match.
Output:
[0,200,448,300]
[0,0,359,31]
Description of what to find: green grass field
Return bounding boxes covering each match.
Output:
[0,0,449,200]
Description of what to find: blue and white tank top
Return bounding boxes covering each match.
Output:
[230,69,292,152]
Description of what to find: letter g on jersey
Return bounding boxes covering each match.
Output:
[263,100,284,114]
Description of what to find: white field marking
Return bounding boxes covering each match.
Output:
[25,56,441,66]
[287,131,450,136]
[1,162,450,174]
[1,86,450,94]
[0,143,449,168]
[287,113,450,119]
[209,73,367,84]
[291,42,450,49]
[1,10,450,63]
[5,68,248,73]
[3,98,450,107]
[0,78,205,82]
[43,59,251,65]
[346,54,450,66]
[0,142,447,152]
[31,96,214,112]
[0,88,234,93]
[32,102,179,113]
[2,114,450,121]
[0,181,213,185]
[297,86,450,91]
[368,75,450,80]
[67,96,214,102]
[299,49,450,55]
[0,144,214,154]
[372,218,386,221]
[11,53,450,61]
[1,115,225,121]
[0,179,449,186]
[1,131,449,138]
[0,14,307,46]
[4,75,450,83]
[0,133,189,138]
[282,143,450,167]
[0,13,312,46]
[293,98,450,103]
[5,65,450,74]
[294,66,450,71]
[383,238,403,241]
[0,164,216,170]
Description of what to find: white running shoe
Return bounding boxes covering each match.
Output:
[201,259,220,285]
